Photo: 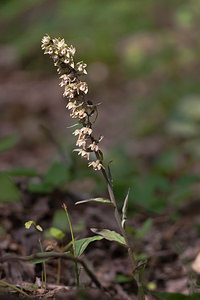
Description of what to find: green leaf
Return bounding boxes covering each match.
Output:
[153,292,200,300]
[74,235,103,257]
[28,182,53,194]
[121,188,130,229]
[27,162,69,194]
[52,209,69,232]
[75,198,113,206]
[0,173,20,203]
[0,134,18,153]
[6,167,39,177]
[91,228,127,247]
[36,225,43,232]
[115,274,133,283]
[44,162,69,188]
[135,252,149,261]
[135,218,153,239]
[27,251,70,264]
[49,227,65,240]
[25,220,35,229]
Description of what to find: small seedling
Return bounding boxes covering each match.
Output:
[25,220,47,289]
[41,34,146,299]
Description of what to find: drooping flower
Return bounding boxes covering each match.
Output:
[80,127,92,135]
[88,142,99,152]
[77,149,90,160]
[88,160,104,170]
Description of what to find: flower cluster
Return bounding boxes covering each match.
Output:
[41,35,104,171]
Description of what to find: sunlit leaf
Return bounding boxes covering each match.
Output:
[121,188,130,229]
[74,235,103,256]
[52,209,69,232]
[36,225,43,232]
[75,198,113,206]
[49,227,65,240]
[91,228,127,247]
[25,221,34,229]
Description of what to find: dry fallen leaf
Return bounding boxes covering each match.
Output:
[192,252,200,274]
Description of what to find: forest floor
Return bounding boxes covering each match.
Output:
[1,69,200,300]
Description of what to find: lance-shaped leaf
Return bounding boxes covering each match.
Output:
[74,235,104,257]
[91,228,127,247]
[121,188,130,229]
[75,198,113,206]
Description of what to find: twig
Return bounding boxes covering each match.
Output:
[0,253,105,291]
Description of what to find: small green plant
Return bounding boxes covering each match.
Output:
[25,220,47,289]
[41,34,146,299]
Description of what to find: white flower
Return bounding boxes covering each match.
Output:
[69,45,76,56]
[88,160,103,171]
[72,108,87,119]
[88,142,99,152]
[60,74,71,87]
[76,138,87,149]
[76,61,87,74]
[73,129,81,136]
[61,48,66,56]
[66,101,77,110]
[41,35,51,49]
[57,39,66,49]
[78,149,90,160]
[79,82,88,94]
[63,85,76,98]
[64,58,70,64]
[81,127,92,135]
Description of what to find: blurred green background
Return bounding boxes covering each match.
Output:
[1,0,200,213]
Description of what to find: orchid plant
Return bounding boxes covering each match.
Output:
[41,34,145,299]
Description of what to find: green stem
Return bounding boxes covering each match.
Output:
[57,257,61,285]
[95,151,136,271]
[63,204,79,288]
[35,230,47,289]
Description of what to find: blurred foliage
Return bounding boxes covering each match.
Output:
[0,173,21,203]
[28,161,69,194]
[1,0,200,213]
[0,134,18,153]
[1,0,200,70]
